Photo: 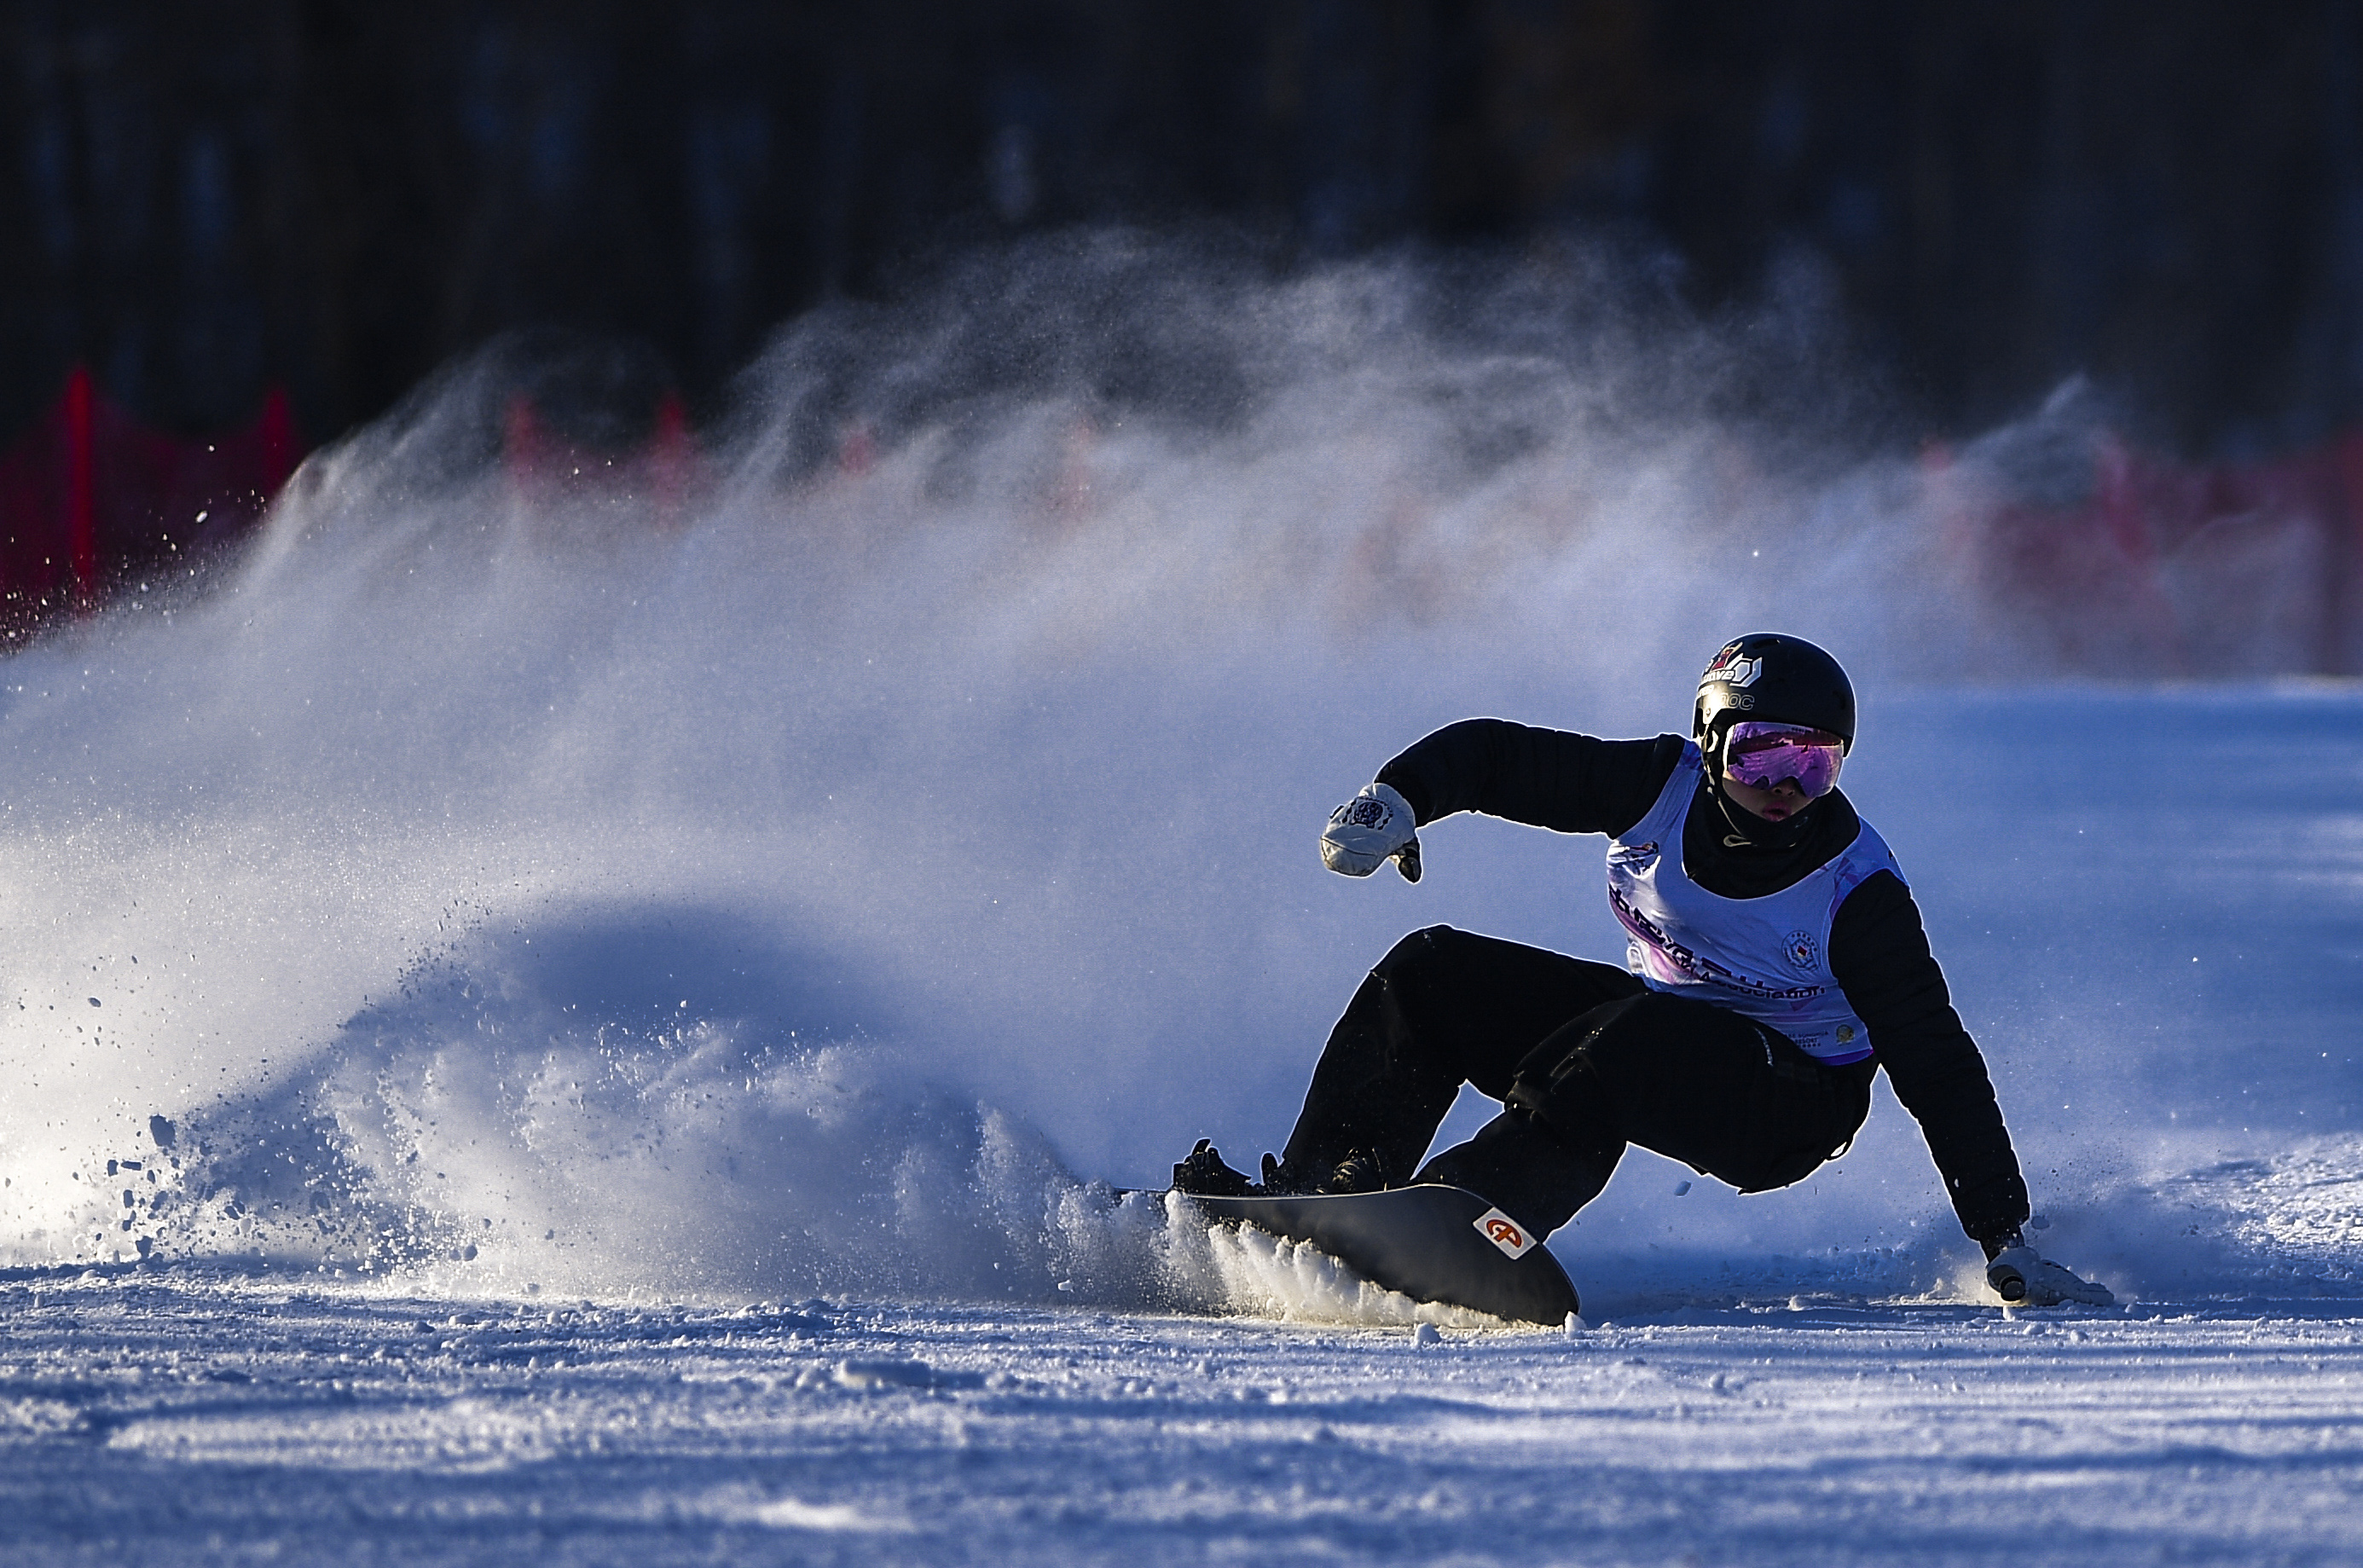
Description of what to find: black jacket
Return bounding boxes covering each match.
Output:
[1375,718,2030,1244]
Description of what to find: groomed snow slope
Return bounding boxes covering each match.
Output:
[6,1276,2362,1565]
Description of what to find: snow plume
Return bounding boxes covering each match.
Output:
[0,233,2357,1311]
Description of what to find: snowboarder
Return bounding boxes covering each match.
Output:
[1175,634,2108,1306]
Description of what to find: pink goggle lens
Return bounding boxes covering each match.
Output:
[1723,721,1845,797]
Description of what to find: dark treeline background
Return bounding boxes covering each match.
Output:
[8,0,2363,457]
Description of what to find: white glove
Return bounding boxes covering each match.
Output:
[1987,1245,2114,1307]
[1321,783,1422,882]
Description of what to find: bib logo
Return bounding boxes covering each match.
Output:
[1784,929,1820,970]
[1474,1207,1538,1259]
[1610,839,1660,872]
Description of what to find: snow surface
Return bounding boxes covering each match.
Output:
[7,1274,2363,1565]
[3,255,2362,1560]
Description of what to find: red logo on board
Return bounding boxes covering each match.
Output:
[1474,1206,1538,1258]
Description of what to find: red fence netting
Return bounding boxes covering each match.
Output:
[0,367,301,645]
[9,363,2363,674]
[1939,425,2363,675]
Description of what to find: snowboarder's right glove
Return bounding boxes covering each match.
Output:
[1985,1243,2114,1307]
[1321,782,1422,882]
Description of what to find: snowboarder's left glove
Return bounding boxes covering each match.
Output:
[1321,783,1422,882]
[1986,1244,2114,1307]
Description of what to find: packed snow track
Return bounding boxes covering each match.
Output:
[5,1274,2360,1566]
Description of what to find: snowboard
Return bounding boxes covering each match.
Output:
[1178,1183,1579,1327]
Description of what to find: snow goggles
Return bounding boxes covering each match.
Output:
[1722,721,1846,797]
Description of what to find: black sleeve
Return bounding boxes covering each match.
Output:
[1373,721,1686,840]
[1829,871,2030,1244]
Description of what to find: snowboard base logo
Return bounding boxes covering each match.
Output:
[1473,1207,1538,1259]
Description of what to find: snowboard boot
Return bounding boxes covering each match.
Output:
[1321,1148,1390,1195]
[1173,1138,1257,1197]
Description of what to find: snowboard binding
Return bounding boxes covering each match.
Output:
[1173,1140,1392,1199]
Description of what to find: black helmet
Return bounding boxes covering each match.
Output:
[1692,634,1856,850]
[1693,633,1856,753]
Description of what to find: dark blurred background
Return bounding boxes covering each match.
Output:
[8,1,2363,456]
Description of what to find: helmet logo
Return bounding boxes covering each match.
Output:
[1700,643,1765,687]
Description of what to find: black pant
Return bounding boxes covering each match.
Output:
[1279,925,1874,1239]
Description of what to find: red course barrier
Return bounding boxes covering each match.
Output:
[0,367,302,645]
[1937,425,2363,674]
[8,364,2363,674]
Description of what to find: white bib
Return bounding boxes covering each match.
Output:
[1603,743,1901,1064]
